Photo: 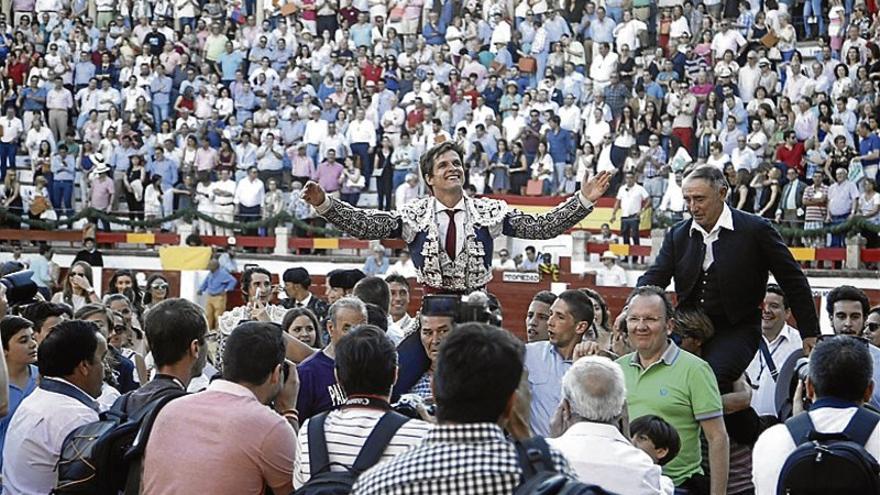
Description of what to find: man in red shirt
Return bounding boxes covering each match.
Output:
[775,131,806,176]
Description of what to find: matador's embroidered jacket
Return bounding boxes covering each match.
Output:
[316,193,594,292]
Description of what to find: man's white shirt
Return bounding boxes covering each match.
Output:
[744,324,803,416]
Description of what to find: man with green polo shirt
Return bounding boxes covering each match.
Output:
[617,286,729,495]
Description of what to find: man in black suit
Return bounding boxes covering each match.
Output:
[281,267,329,321]
[775,168,807,247]
[638,166,819,393]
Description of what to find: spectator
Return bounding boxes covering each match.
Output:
[325,269,366,305]
[17,301,70,345]
[296,297,367,421]
[548,355,672,495]
[752,335,880,494]
[385,274,412,329]
[595,250,628,287]
[29,244,54,299]
[824,285,880,409]
[72,237,104,267]
[526,289,594,437]
[122,298,208,413]
[197,258,238,331]
[280,267,329,321]
[0,315,36,469]
[51,260,100,312]
[826,167,860,247]
[362,245,390,276]
[525,290,556,344]
[617,286,728,494]
[491,248,517,270]
[142,321,299,494]
[353,323,575,494]
[293,325,432,488]
[394,172,419,209]
[2,320,106,494]
[745,284,803,417]
[387,250,417,278]
[611,171,650,248]
[520,245,540,272]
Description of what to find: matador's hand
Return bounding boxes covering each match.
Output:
[582,170,612,203]
[301,181,327,207]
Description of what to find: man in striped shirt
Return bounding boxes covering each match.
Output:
[293,325,432,488]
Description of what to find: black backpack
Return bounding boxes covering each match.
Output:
[514,437,616,495]
[293,410,410,495]
[777,407,880,495]
[54,391,185,495]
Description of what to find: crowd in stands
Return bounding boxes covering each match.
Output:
[0,0,876,249]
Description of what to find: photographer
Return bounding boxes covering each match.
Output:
[293,325,432,489]
[752,335,880,494]
[393,292,502,404]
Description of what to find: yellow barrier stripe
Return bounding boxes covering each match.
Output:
[313,238,340,249]
[788,247,816,261]
[127,233,156,244]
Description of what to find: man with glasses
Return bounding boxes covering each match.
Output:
[825,285,880,409]
[617,286,728,495]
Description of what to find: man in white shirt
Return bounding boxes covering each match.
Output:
[394,173,419,209]
[595,250,628,287]
[303,109,330,169]
[502,103,527,142]
[211,168,237,237]
[548,355,672,495]
[346,108,377,181]
[752,335,880,495]
[492,249,517,270]
[589,43,618,91]
[0,105,23,179]
[46,77,73,141]
[234,166,265,236]
[2,320,107,495]
[731,136,758,172]
[610,172,650,247]
[738,52,762,103]
[745,284,803,417]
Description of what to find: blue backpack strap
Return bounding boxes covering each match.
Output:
[841,408,880,446]
[784,412,816,445]
[307,412,331,474]
[351,412,410,473]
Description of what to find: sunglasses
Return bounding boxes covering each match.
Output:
[867,323,880,333]
[112,325,128,334]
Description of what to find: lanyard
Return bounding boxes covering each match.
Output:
[757,336,786,382]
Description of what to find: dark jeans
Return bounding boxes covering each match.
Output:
[238,205,261,236]
[0,142,16,180]
[675,473,709,495]
[830,214,849,247]
[350,143,372,188]
[340,192,360,206]
[51,180,73,218]
[621,215,641,245]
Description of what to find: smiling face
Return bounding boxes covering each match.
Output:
[425,149,465,194]
[389,282,410,320]
[626,294,672,359]
[761,291,790,335]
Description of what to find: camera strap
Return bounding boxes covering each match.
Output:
[758,338,780,382]
[340,395,392,411]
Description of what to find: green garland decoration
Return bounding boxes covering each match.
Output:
[0,207,342,237]
[4,206,879,241]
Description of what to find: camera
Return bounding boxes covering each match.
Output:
[421,292,502,327]
[1,269,37,306]
[795,357,810,383]
[392,393,435,419]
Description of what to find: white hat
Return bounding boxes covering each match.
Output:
[92,163,110,175]
[226,236,237,246]
[600,250,619,260]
